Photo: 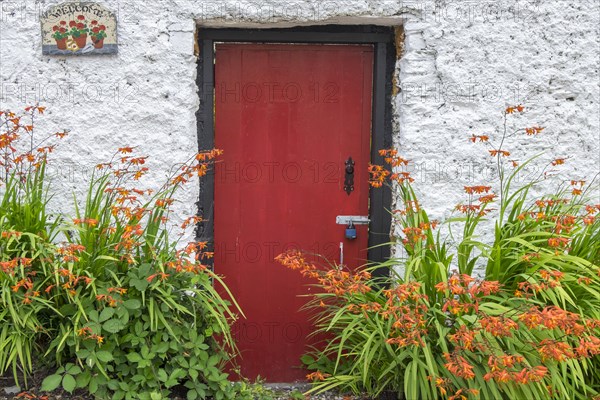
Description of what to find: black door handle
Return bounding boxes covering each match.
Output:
[344,157,355,195]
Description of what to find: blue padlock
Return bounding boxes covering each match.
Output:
[345,221,357,240]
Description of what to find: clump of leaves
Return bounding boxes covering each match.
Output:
[280,105,600,399]
[0,106,247,399]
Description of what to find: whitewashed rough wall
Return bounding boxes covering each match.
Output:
[0,0,598,252]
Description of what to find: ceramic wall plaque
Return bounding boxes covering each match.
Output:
[41,2,118,55]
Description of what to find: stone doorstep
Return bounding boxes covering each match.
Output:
[266,383,364,399]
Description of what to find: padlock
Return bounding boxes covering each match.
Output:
[345,221,357,240]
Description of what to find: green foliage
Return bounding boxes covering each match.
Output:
[0,107,246,399]
[284,107,600,399]
[289,178,599,399]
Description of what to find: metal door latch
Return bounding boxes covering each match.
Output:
[336,215,370,225]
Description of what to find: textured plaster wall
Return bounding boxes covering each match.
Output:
[0,0,598,258]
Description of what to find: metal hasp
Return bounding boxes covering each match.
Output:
[336,215,370,225]
[344,156,355,195]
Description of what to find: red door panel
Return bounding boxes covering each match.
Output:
[214,43,373,382]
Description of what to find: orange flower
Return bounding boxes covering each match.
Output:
[77,327,92,336]
[489,150,511,157]
[469,135,489,143]
[575,336,600,358]
[578,277,592,285]
[444,353,475,380]
[378,149,409,167]
[448,325,477,351]
[548,237,569,248]
[473,280,501,296]
[525,126,544,135]
[551,158,565,166]
[479,194,497,203]
[512,366,547,384]
[456,204,481,213]
[306,371,330,381]
[368,164,390,188]
[538,340,574,362]
[480,316,518,337]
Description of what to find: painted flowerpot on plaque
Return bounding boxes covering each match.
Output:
[90,22,107,49]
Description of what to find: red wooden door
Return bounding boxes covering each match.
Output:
[214,43,373,382]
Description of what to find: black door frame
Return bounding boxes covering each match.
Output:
[196,25,395,276]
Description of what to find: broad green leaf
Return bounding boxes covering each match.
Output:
[62,374,77,393]
[96,351,113,362]
[41,374,62,392]
[102,318,125,333]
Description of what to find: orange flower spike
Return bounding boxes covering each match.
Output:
[465,186,490,194]
[77,327,92,336]
[538,340,574,362]
[479,194,496,203]
[130,157,147,166]
[476,280,501,296]
[480,316,518,337]
[444,353,476,380]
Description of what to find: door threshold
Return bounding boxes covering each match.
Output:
[265,383,311,391]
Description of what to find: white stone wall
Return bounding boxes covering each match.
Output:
[1,0,598,250]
